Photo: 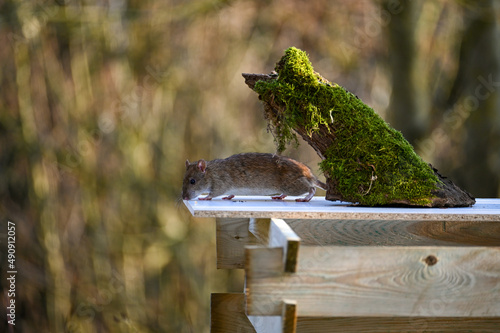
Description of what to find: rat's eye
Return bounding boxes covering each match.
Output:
[190,179,196,185]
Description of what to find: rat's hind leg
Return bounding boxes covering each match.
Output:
[296,187,316,202]
[272,194,287,200]
[222,195,235,200]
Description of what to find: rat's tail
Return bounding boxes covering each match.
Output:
[315,179,327,190]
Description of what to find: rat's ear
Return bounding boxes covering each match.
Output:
[197,159,207,173]
[185,160,190,169]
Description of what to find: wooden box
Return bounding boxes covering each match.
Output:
[184,197,500,332]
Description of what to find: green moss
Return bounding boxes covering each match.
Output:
[254,47,439,206]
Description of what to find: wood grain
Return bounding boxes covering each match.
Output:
[210,294,500,332]
[285,219,500,246]
[249,218,271,244]
[216,218,254,269]
[246,246,500,317]
[211,293,256,333]
[409,220,500,246]
[295,317,500,332]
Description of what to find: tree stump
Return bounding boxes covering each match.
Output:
[242,47,475,207]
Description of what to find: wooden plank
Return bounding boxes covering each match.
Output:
[245,246,283,279]
[247,299,297,333]
[249,218,271,244]
[211,293,256,333]
[269,219,301,273]
[285,219,500,246]
[246,246,500,317]
[282,300,297,333]
[248,218,301,272]
[295,317,500,332]
[216,218,254,269]
[408,220,500,246]
[184,197,500,221]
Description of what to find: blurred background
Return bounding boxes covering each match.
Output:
[1,0,499,332]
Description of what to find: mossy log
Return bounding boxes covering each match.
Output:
[242,47,475,207]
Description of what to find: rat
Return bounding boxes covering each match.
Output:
[182,152,326,202]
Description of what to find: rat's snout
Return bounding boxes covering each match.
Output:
[182,187,198,200]
[182,190,191,200]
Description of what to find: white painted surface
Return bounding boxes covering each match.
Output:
[183,197,500,221]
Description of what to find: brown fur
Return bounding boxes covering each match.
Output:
[182,153,326,202]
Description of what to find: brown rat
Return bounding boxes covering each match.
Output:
[182,152,326,202]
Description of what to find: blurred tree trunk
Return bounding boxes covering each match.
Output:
[383,0,426,145]
[439,1,500,197]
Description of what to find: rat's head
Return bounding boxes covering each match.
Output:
[182,159,210,200]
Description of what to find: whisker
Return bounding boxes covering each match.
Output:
[175,195,184,209]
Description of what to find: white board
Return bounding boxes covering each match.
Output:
[184,197,500,221]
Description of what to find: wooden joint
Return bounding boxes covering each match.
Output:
[269,218,301,273]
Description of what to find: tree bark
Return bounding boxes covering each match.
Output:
[243,70,475,207]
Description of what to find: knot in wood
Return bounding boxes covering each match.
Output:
[424,255,438,266]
